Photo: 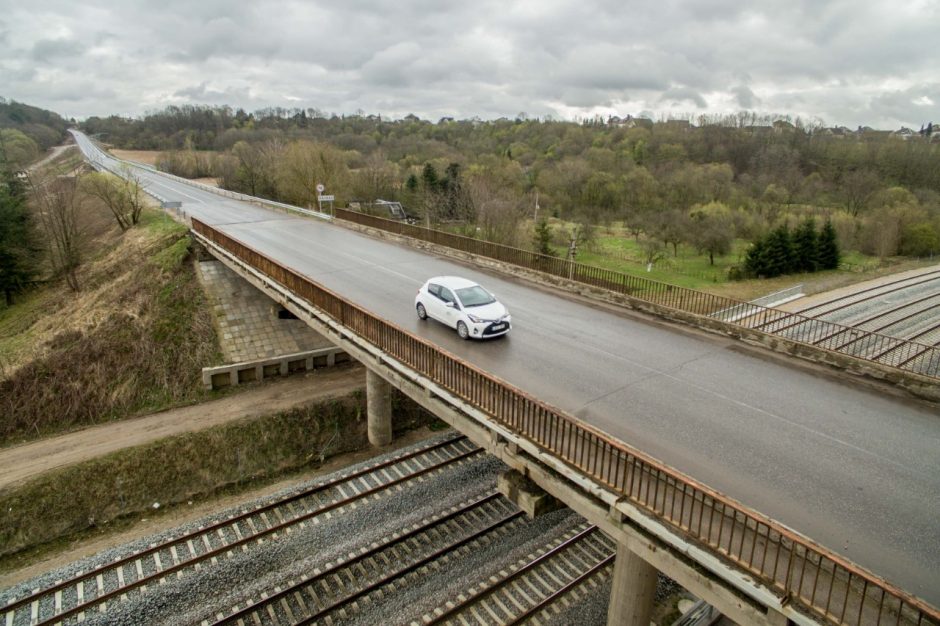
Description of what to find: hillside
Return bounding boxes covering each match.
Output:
[0,98,69,153]
[0,210,222,446]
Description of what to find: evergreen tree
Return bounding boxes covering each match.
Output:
[763,225,795,277]
[421,163,439,192]
[533,219,556,257]
[744,237,767,277]
[0,172,40,305]
[792,218,819,273]
[818,219,841,270]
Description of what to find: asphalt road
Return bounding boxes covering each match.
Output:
[72,132,940,606]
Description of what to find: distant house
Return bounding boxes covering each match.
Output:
[892,127,916,140]
[608,115,653,129]
[773,120,796,133]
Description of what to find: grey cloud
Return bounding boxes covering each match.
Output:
[659,87,708,109]
[31,38,85,63]
[732,85,759,109]
[0,0,937,127]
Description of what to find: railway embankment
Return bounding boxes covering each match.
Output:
[0,375,437,566]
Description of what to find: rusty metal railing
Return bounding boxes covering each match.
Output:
[333,208,940,380]
[192,217,938,626]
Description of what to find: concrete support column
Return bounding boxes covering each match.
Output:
[607,541,658,626]
[366,369,393,447]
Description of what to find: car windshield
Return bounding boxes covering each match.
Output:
[456,285,496,307]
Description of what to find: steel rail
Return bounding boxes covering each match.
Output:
[294,510,527,625]
[190,217,940,626]
[0,434,468,618]
[877,323,940,365]
[828,294,940,351]
[210,492,508,625]
[758,274,940,334]
[504,554,616,626]
[27,442,483,625]
[810,292,940,348]
[791,271,940,316]
[330,208,940,380]
[424,524,604,625]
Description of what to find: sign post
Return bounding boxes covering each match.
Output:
[316,183,335,217]
[315,183,325,214]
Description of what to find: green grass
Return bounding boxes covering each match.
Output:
[541,220,936,302]
[140,207,188,236]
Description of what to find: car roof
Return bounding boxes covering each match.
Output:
[427,276,481,289]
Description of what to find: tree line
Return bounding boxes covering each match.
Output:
[79,105,940,277]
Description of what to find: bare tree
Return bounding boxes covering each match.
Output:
[81,168,146,230]
[29,172,85,291]
[467,175,528,246]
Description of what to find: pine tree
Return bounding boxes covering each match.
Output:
[792,218,819,273]
[533,219,556,257]
[757,226,792,277]
[0,173,40,306]
[818,219,841,270]
[744,237,767,277]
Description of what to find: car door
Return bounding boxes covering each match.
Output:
[438,286,461,328]
[424,283,447,322]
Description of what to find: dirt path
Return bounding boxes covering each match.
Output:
[0,365,365,491]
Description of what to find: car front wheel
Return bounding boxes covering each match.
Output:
[416,303,428,320]
[457,321,470,339]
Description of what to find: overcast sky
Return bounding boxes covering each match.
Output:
[1,0,938,129]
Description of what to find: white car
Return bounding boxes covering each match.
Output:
[415,276,511,339]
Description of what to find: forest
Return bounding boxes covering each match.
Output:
[80,105,940,278]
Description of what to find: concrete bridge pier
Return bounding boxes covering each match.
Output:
[607,542,657,626]
[366,369,393,447]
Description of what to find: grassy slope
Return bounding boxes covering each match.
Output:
[0,210,222,446]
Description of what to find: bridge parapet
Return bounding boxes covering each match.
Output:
[191,217,938,626]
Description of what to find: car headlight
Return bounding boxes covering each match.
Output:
[467,314,484,323]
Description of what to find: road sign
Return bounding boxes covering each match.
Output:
[316,183,325,193]
[318,195,335,202]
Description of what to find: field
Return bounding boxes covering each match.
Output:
[543,220,937,302]
[110,149,160,166]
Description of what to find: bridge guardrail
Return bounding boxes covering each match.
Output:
[192,217,939,626]
[332,208,940,380]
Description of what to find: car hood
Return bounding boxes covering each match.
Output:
[466,301,508,320]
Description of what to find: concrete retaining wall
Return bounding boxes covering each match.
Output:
[201,347,349,390]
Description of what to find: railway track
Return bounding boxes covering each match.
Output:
[419,524,615,626]
[0,434,481,626]
[204,492,525,625]
[801,293,940,351]
[733,268,940,376]
[754,271,940,337]
[788,269,940,320]
[201,502,614,626]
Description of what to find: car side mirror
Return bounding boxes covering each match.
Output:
[445,302,455,308]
